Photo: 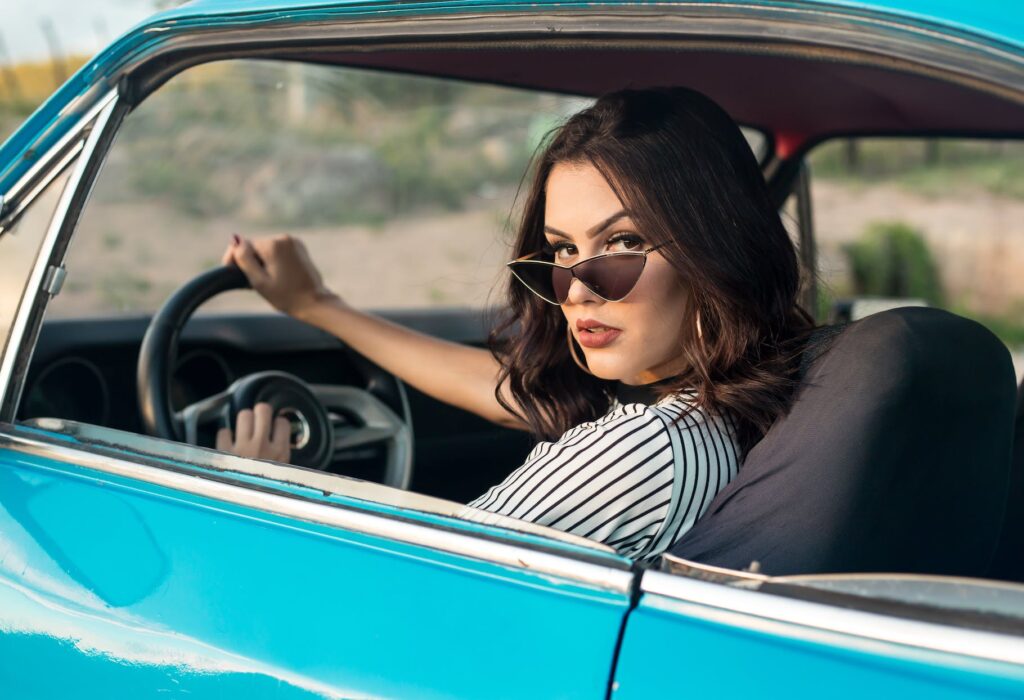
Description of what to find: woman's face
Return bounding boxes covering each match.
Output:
[543,161,690,385]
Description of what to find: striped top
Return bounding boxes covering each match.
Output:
[464,390,741,561]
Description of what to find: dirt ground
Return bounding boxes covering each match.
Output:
[55,196,515,316]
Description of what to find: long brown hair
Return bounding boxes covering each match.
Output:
[489,87,814,456]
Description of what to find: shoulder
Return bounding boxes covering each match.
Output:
[607,390,724,433]
[526,393,726,471]
[546,400,674,453]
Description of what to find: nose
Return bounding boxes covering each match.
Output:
[563,275,603,305]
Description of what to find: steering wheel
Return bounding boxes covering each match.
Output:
[136,265,413,489]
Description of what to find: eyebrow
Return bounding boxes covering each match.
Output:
[544,209,632,240]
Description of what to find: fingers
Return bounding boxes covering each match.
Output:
[252,402,273,444]
[235,407,255,444]
[219,403,290,463]
[215,426,232,451]
[221,233,238,265]
[271,415,291,462]
[233,238,270,288]
[219,233,333,317]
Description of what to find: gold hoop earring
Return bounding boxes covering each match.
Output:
[567,325,595,376]
[695,311,703,341]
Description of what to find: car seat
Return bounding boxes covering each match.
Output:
[668,306,1017,577]
[987,384,1024,583]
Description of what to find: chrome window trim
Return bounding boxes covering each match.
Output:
[0,90,119,415]
[0,141,84,236]
[0,425,634,594]
[22,416,614,554]
[641,569,1024,666]
[0,91,118,236]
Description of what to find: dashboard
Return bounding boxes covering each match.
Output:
[17,311,532,502]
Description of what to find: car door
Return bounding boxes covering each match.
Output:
[611,563,1024,699]
[0,54,635,698]
[0,419,634,698]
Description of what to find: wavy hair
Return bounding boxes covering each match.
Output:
[488,87,815,456]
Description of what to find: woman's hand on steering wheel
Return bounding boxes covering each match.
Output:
[222,234,339,318]
[215,401,292,463]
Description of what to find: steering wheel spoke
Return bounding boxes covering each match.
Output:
[178,389,232,445]
[314,384,413,490]
[332,423,399,450]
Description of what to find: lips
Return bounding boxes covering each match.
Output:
[575,318,622,349]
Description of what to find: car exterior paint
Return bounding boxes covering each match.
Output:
[2,1,1024,698]
[616,572,1024,699]
[1,425,634,698]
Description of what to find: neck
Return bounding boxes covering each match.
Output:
[628,359,689,386]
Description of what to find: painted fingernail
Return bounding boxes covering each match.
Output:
[231,233,241,246]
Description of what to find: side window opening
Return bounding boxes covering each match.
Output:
[0,165,74,360]
[58,59,591,317]
[807,137,1024,380]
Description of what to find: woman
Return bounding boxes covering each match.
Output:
[218,86,813,561]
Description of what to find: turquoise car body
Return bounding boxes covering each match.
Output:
[1,1,1023,698]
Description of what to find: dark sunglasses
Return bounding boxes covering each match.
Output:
[507,243,665,305]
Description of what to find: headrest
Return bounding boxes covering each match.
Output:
[668,307,1016,576]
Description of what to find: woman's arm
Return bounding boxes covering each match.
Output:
[223,235,529,431]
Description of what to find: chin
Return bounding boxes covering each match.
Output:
[581,355,632,381]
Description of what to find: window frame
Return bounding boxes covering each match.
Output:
[0,90,122,421]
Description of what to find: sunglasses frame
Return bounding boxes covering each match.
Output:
[507,243,666,305]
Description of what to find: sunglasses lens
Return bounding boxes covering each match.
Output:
[509,261,562,304]
[576,254,646,301]
[510,253,647,304]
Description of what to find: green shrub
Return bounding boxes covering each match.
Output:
[842,221,944,305]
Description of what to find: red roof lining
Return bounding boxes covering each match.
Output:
[290,46,1024,145]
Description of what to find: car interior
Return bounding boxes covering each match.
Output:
[9,23,1024,611]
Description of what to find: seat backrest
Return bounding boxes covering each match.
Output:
[669,307,1016,577]
[987,384,1024,582]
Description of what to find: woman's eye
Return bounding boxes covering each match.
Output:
[551,242,577,259]
[607,234,643,252]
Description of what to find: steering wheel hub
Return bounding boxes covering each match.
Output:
[281,407,311,450]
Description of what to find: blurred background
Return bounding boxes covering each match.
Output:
[1,1,154,129]
[4,1,1024,376]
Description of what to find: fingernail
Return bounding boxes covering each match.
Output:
[231,233,241,246]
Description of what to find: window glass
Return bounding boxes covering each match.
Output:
[58,60,592,316]
[60,60,768,317]
[807,138,1024,379]
[0,166,74,358]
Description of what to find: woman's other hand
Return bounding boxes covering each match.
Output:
[221,234,338,318]
[215,402,292,463]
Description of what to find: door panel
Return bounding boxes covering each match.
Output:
[0,440,632,699]
[612,571,1024,699]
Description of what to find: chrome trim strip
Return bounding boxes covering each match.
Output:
[0,90,118,234]
[642,569,1024,666]
[660,552,767,586]
[0,427,634,594]
[18,416,612,552]
[0,141,84,235]
[0,90,119,409]
[770,571,1024,590]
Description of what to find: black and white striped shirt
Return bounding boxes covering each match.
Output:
[464,389,741,561]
